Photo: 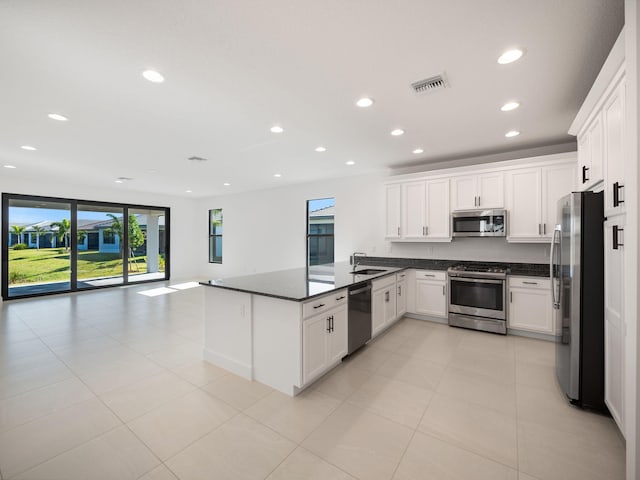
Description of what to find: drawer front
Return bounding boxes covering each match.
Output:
[303,289,347,318]
[509,276,550,290]
[414,269,446,282]
[372,274,396,291]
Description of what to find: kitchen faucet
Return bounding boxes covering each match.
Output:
[350,252,367,269]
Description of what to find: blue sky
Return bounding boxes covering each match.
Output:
[9,207,119,225]
[308,197,334,212]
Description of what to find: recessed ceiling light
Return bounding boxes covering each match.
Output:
[314,146,327,152]
[497,49,524,65]
[3,165,16,169]
[273,173,282,178]
[345,161,355,166]
[142,70,165,83]
[505,130,520,138]
[186,190,192,193]
[21,145,37,151]
[356,97,374,108]
[500,101,520,112]
[48,113,68,122]
[114,179,123,183]
[223,182,231,186]
[412,148,424,154]
[391,129,405,136]
[270,125,284,133]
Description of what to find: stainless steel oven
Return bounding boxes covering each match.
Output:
[447,264,508,334]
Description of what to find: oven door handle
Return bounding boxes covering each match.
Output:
[448,277,504,285]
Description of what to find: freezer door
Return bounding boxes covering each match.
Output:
[555,193,581,401]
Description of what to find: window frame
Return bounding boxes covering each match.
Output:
[306,198,335,267]
[209,208,223,264]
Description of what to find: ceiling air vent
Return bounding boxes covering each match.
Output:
[411,73,449,94]
[187,156,208,163]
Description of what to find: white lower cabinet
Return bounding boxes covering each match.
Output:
[396,272,408,318]
[414,270,447,318]
[507,277,553,334]
[302,304,347,385]
[372,275,397,337]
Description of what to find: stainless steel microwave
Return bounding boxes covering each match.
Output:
[451,209,507,237]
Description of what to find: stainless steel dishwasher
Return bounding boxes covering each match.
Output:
[347,281,372,354]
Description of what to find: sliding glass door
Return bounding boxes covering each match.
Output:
[77,203,125,289]
[6,197,73,297]
[2,194,170,300]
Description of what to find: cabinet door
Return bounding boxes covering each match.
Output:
[302,313,329,384]
[506,168,542,241]
[604,215,625,431]
[451,175,477,210]
[477,172,504,208]
[541,164,575,239]
[508,287,553,334]
[372,288,387,336]
[425,179,450,239]
[326,308,348,366]
[415,280,447,317]
[384,287,397,325]
[577,132,591,190]
[385,185,402,238]
[396,279,407,318]
[403,181,427,239]
[588,114,604,188]
[603,80,625,216]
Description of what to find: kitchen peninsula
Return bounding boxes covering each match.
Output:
[200,263,401,395]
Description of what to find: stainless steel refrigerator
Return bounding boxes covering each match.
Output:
[550,191,605,411]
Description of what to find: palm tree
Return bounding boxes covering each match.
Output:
[32,225,46,249]
[10,225,26,246]
[51,218,71,251]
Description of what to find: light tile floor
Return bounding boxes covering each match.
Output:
[0,283,625,480]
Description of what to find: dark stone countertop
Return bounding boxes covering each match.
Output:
[360,256,550,278]
[200,262,404,302]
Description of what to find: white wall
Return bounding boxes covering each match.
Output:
[197,171,550,281]
[1,175,200,282]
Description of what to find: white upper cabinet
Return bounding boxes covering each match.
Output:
[541,163,576,235]
[451,173,504,210]
[577,114,604,190]
[385,184,401,239]
[399,179,451,242]
[603,78,626,216]
[505,168,541,241]
[505,161,574,242]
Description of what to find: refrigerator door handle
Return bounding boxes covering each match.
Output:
[550,225,561,309]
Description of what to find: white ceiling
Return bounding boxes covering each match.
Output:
[0,0,624,198]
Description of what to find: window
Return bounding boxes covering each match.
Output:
[103,230,115,244]
[209,209,223,263]
[307,198,335,266]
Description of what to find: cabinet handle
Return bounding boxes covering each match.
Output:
[474,196,477,207]
[385,291,389,302]
[543,224,546,235]
[613,182,625,207]
[330,315,334,332]
[478,196,481,206]
[424,274,436,277]
[398,285,402,296]
[326,317,331,332]
[399,274,405,278]
[582,165,590,184]
[425,226,428,235]
[335,296,345,301]
[397,227,400,236]
[523,281,538,285]
[442,285,445,296]
[538,224,541,235]
[510,291,513,303]
[314,303,325,309]
[613,225,624,250]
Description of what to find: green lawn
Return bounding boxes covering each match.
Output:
[8,248,158,285]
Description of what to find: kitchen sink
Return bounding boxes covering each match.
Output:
[349,268,386,275]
